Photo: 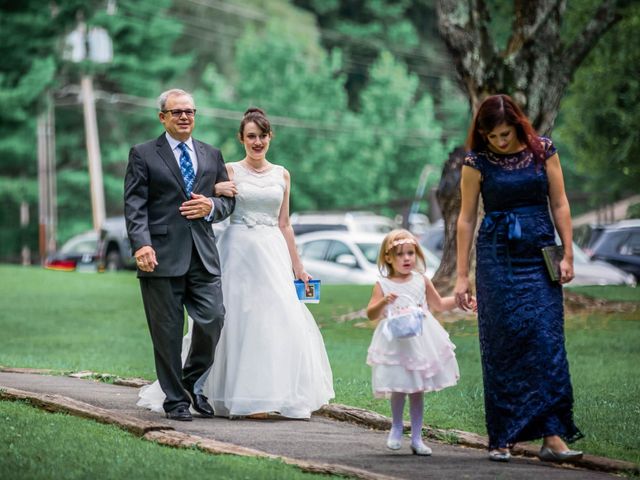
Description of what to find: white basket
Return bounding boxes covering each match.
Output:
[382,294,425,341]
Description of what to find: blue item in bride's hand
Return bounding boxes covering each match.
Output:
[294,279,321,303]
[382,294,424,341]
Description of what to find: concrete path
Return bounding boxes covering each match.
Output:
[0,371,624,480]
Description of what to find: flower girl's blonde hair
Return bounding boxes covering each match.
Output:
[377,229,427,277]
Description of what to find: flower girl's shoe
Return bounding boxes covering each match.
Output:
[411,442,432,456]
[386,434,402,450]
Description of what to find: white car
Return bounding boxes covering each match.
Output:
[296,231,441,285]
[290,211,398,236]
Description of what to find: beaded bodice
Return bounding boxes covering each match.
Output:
[228,162,285,227]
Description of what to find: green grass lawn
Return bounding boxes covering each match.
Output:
[0,401,325,480]
[568,284,640,302]
[1,265,639,466]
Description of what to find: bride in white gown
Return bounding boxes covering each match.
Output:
[138,108,334,419]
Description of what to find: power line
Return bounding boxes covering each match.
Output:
[55,85,464,145]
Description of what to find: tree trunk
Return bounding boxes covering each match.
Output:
[433,0,624,291]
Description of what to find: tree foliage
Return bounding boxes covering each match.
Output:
[556,7,640,203]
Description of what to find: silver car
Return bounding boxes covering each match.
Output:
[420,223,634,286]
[571,241,636,286]
[296,231,441,285]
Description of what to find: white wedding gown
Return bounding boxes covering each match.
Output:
[137,162,334,418]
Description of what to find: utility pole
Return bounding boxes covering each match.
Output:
[81,73,106,231]
[65,15,112,231]
[37,91,57,263]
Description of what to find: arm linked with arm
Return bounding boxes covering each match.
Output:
[209,153,236,223]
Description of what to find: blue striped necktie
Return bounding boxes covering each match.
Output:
[178,142,195,196]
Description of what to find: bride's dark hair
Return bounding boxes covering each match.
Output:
[238,107,272,139]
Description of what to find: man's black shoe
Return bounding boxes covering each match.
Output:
[190,393,215,418]
[166,405,193,421]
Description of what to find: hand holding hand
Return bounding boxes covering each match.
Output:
[134,245,158,272]
[468,295,478,313]
[180,193,213,219]
[214,181,238,197]
[454,277,473,311]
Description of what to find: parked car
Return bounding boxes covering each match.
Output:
[419,219,445,257]
[571,241,636,286]
[44,230,100,272]
[97,216,136,271]
[582,220,640,281]
[97,215,230,271]
[290,211,398,236]
[296,231,441,285]
[420,220,633,286]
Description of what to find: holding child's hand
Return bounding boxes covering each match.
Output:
[468,295,478,312]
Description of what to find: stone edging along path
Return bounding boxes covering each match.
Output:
[1,366,638,477]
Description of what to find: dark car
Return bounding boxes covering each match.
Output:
[44,230,100,272]
[96,215,229,271]
[583,220,640,281]
[97,216,136,271]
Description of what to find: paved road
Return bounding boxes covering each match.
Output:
[0,372,616,480]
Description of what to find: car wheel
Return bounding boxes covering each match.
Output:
[105,251,122,271]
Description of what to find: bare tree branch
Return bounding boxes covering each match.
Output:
[437,0,498,104]
[522,0,565,44]
[506,0,565,56]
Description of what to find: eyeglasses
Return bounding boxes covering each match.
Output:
[162,109,196,118]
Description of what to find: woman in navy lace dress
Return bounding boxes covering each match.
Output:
[454,95,583,463]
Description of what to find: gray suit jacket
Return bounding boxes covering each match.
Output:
[124,134,235,277]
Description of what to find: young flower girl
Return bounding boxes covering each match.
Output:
[366,229,470,455]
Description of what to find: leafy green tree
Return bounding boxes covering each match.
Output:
[0,0,190,261]
[0,0,92,259]
[53,0,189,241]
[196,20,448,215]
[555,9,640,206]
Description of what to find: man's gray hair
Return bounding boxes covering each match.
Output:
[157,89,195,111]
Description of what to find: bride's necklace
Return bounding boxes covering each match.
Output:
[242,159,271,174]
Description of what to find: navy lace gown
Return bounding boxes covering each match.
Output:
[464,137,582,450]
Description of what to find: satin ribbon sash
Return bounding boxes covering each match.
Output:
[481,204,547,271]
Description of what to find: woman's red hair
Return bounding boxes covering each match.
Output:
[465,94,544,164]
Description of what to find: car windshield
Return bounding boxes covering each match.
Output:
[356,223,394,234]
[60,236,97,254]
[356,243,381,264]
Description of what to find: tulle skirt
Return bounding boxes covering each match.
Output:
[366,310,459,398]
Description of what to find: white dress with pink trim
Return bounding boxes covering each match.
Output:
[366,272,460,398]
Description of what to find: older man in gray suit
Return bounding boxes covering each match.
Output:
[124,88,234,421]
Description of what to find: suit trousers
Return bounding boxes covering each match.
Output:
[139,245,225,412]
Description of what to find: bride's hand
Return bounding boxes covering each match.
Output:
[214,180,237,197]
[294,265,312,286]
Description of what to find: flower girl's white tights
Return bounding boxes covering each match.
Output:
[388,392,427,448]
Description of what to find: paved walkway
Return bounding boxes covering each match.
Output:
[0,371,625,480]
